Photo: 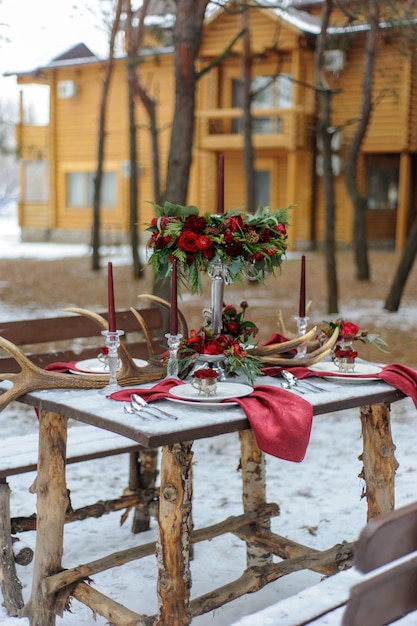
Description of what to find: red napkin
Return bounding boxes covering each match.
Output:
[109,378,313,463]
[232,385,313,463]
[261,363,417,409]
[45,361,80,373]
[109,378,182,402]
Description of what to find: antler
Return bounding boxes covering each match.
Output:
[136,294,189,339]
[0,307,167,412]
[251,327,339,367]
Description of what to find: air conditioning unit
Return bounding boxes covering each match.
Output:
[57,80,77,99]
[323,50,345,73]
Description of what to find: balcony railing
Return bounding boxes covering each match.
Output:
[196,107,314,151]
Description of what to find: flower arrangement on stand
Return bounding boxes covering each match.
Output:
[147,202,289,293]
[320,318,388,371]
[156,301,262,384]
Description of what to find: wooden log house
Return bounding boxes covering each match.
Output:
[9,1,417,251]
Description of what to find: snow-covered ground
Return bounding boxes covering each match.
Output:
[1,205,417,625]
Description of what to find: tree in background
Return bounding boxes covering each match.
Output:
[92,0,123,271]
[344,0,379,282]
[315,0,339,314]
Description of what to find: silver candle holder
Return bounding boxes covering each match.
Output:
[165,333,183,379]
[100,330,124,394]
[294,316,309,358]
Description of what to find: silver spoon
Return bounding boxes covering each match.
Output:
[131,394,177,420]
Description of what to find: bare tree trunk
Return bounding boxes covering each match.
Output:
[240,0,256,213]
[127,70,143,278]
[316,0,338,314]
[345,0,379,281]
[125,0,151,279]
[384,214,417,311]
[154,0,209,326]
[91,0,123,271]
[164,0,209,204]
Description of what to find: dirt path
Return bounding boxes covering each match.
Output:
[1,249,416,367]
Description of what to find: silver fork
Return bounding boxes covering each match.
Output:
[131,393,178,420]
[281,370,326,393]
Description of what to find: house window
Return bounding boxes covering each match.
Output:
[255,170,270,207]
[23,160,49,202]
[66,172,117,207]
[232,74,293,133]
[367,156,399,210]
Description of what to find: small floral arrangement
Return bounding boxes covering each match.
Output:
[146,202,290,293]
[193,368,219,380]
[157,301,262,384]
[321,318,389,353]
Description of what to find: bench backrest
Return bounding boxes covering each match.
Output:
[0,308,164,372]
[342,502,417,626]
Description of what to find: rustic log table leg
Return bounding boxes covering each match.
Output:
[25,410,69,626]
[154,441,193,626]
[0,477,24,615]
[130,448,159,533]
[239,430,273,567]
[359,403,399,522]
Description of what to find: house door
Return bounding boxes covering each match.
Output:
[366,155,399,247]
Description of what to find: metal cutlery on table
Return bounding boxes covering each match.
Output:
[281,369,326,394]
[124,393,178,421]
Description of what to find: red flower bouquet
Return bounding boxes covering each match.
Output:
[193,368,219,380]
[147,202,289,293]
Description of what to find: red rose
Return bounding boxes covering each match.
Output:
[225,321,239,335]
[224,230,234,243]
[178,231,199,252]
[202,248,215,260]
[203,339,225,355]
[227,216,244,231]
[223,305,237,318]
[340,321,359,339]
[194,368,219,380]
[196,235,212,250]
[275,223,287,235]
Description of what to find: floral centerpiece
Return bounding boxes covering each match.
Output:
[146,202,290,293]
[320,319,388,370]
[157,301,262,384]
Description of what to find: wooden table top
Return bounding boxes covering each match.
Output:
[1,372,405,449]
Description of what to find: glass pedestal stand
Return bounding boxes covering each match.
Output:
[165,333,183,379]
[99,330,124,395]
[294,316,309,358]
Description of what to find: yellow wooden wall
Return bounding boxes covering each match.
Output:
[16,3,417,249]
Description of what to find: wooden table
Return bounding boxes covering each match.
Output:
[1,375,406,626]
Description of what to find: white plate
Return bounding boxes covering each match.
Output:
[309,362,382,382]
[169,382,253,403]
[166,397,238,408]
[71,357,148,375]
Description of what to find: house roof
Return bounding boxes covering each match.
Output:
[52,43,97,62]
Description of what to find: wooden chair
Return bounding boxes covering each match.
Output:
[342,501,417,625]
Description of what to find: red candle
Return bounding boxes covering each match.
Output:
[107,261,117,332]
[299,255,306,318]
[216,154,224,215]
[170,259,178,335]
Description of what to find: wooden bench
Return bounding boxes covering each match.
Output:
[0,307,164,615]
[230,501,417,626]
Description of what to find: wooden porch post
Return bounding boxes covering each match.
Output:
[395,152,411,252]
